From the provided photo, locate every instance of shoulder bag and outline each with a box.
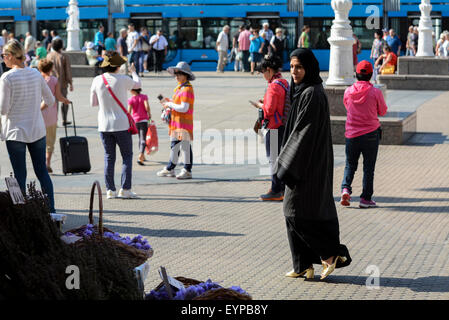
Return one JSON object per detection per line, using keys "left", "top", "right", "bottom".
{"left": 101, "top": 74, "right": 138, "bottom": 135}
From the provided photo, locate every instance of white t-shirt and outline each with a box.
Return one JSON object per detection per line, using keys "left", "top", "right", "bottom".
{"left": 442, "top": 40, "right": 449, "bottom": 57}
{"left": 0, "top": 67, "right": 55, "bottom": 142}
{"left": 216, "top": 31, "right": 229, "bottom": 52}
{"left": 90, "top": 72, "right": 141, "bottom": 132}
{"left": 150, "top": 35, "right": 168, "bottom": 51}
{"left": 126, "top": 31, "right": 141, "bottom": 52}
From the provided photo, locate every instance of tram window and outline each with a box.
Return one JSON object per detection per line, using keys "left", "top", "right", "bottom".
{"left": 304, "top": 18, "right": 332, "bottom": 49}
{"left": 203, "top": 19, "right": 229, "bottom": 49}
{"left": 280, "top": 18, "right": 298, "bottom": 51}
{"left": 166, "top": 18, "right": 178, "bottom": 50}
{"left": 351, "top": 18, "right": 377, "bottom": 50}
{"left": 179, "top": 19, "right": 203, "bottom": 49}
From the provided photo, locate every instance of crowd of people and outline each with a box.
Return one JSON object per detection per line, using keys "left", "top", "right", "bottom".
{"left": 83, "top": 24, "right": 169, "bottom": 77}
{"left": 216, "top": 22, "right": 287, "bottom": 74}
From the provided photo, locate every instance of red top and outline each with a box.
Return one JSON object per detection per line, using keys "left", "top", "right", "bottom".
{"left": 387, "top": 52, "right": 397, "bottom": 67}
{"left": 262, "top": 74, "right": 288, "bottom": 130}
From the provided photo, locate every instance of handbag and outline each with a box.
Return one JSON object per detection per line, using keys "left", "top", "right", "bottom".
{"left": 101, "top": 74, "right": 138, "bottom": 135}
{"left": 381, "top": 64, "right": 395, "bottom": 75}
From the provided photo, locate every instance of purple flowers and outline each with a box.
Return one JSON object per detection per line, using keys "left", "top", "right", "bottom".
{"left": 65, "top": 227, "right": 152, "bottom": 252}
{"left": 145, "top": 279, "right": 249, "bottom": 300}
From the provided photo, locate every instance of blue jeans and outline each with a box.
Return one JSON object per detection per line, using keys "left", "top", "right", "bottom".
{"left": 128, "top": 51, "right": 141, "bottom": 72}
{"left": 100, "top": 130, "right": 133, "bottom": 191}
{"left": 6, "top": 137, "right": 55, "bottom": 213}
{"left": 341, "top": 128, "right": 380, "bottom": 201}
{"left": 167, "top": 140, "right": 193, "bottom": 172}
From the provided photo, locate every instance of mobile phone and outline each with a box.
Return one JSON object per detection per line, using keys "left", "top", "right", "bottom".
{"left": 157, "top": 94, "right": 164, "bottom": 101}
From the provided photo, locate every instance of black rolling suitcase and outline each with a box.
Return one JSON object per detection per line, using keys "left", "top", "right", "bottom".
{"left": 59, "top": 102, "right": 91, "bottom": 175}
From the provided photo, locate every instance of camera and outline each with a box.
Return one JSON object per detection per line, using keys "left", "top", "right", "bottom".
{"left": 157, "top": 94, "right": 164, "bottom": 101}
{"left": 258, "top": 109, "right": 269, "bottom": 129}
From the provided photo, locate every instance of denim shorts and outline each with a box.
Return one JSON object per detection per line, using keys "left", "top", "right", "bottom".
{"left": 250, "top": 52, "right": 262, "bottom": 63}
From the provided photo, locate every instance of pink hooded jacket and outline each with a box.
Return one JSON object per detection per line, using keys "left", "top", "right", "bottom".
{"left": 343, "top": 81, "right": 388, "bottom": 139}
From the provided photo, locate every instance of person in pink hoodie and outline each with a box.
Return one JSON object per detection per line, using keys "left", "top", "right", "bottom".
{"left": 340, "top": 60, "right": 388, "bottom": 208}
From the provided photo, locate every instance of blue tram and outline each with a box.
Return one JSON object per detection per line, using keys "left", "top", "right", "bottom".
{"left": 2, "top": 0, "right": 449, "bottom": 70}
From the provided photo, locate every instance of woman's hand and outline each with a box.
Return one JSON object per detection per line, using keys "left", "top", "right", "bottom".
{"left": 40, "top": 101, "right": 48, "bottom": 110}
{"left": 63, "top": 98, "right": 71, "bottom": 105}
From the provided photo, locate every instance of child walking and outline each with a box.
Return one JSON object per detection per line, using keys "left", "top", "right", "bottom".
{"left": 128, "top": 88, "right": 151, "bottom": 166}
{"left": 157, "top": 61, "right": 195, "bottom": 180}
{"left": 38, "top": 59, "right": 71, "bottom": 173}
{"left": 340, "top": 60, "right": 388, "bottom": 208}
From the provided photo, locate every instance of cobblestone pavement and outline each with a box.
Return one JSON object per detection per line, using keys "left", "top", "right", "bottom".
{"left": 1, "top": 74, "right": 448, "bottom": 299}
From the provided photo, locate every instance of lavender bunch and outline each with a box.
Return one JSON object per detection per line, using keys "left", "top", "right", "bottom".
{"left": 64, "top": 228, "right": 152, "bottom": 252}
{"left": 146, "top": 279, "right": 248, "bottom": 300}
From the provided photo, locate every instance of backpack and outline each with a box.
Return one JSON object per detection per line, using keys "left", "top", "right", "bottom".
{"left": 272, "top": 79, "right": 291, "bottom": 126}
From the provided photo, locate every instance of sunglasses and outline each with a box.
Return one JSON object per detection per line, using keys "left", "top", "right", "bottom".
{"left": 1, "top": 53, "right": 10, "bottom": 59}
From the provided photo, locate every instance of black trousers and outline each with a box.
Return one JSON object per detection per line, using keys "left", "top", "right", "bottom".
{"left": 285, "top": 216, "right": 350, "bottom": 274}
{"left": 136, "top": 121, "right": 148, "bottom": 154}
{"left": 153, "top": 49, "right": 165, "bottom": 73}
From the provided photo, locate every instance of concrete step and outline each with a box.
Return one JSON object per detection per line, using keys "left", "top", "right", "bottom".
{"left": 71, "top": 65, "right": 96, "bottom": 78}
{"left": 331, "top": 111, "right": 417, "bottom": 145}
{"left": 377, "top": 74, "right": 449, "bottom": 90}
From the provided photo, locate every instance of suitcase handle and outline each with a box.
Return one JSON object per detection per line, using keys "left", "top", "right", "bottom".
{"left": 64, "top": 102, "right": 77, "bottom": 137}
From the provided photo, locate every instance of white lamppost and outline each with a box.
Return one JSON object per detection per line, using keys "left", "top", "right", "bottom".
{"left": 326, "top": 0, "right": 355, "bottom": 86}
{"left": 66, "top": 0, "right": 80, "bottom": 51}
{"left": 416, "top": 0, "right": 434, "bottom": 57}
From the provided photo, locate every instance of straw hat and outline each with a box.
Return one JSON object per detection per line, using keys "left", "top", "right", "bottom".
{"left": 100, "top": 52, "right": 127, "bottom": 68}
{"left": 167, "top": 61, "right": 196, "bottom": 81}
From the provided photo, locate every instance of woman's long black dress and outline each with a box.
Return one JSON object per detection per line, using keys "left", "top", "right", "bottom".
{"left": 276, "top": 48, "right": 351, "bottom": 274}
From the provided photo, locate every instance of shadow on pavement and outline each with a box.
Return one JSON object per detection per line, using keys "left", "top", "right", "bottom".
{"left": 322, "top": 275, "right": 449, "bottom": 293}
{"left": 334, "top": 196, "right": 449, "bottom": 203}
{"left": 58, "top": 209, "right": 197, "bottom": 218}
{"left": 416, "top": 187, "right": 449, "bottom": 193}
{"left": 406, "top": 132, "right": 449, "bottom": 146}
{"left": 95, "top": 225, "right": 245, "bottom": 238}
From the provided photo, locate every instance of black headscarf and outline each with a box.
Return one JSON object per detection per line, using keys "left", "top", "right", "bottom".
{"left": 289, "top": 48, "right": 323, "bottom": 101}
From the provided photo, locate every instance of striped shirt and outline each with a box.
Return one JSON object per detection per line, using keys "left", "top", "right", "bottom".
{"left": 169, "top": 82, "right": 194, "bottom": 141}
{"left": 0, "top": 67, "right": 55, "bottom": 142}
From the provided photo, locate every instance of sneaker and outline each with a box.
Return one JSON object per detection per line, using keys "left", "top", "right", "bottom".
{"left": 157, "top": 167, "right": 176, "bottom": 177}
{"left": 359, "top": 198, "right": 377, "bottom": 208}
{"left": 260, "top": 189, "right": 284, "bottom": 201}
{"left": 118, "top": 189, "right": 139, "bottom": 199}
{"left": 176, "top": 168, "right": 192, "bottom": 180}
{"left": 106, "top": 190, "right": 117, "bottom": 199}
{"left": 340, "top": 188, "right": 351, "bottom": 206}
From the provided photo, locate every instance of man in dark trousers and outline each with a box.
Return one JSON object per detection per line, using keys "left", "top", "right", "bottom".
{"left": 150, "top": 29, "right": 168, "bottom": 74}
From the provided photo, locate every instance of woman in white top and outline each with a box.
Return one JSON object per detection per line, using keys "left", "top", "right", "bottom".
{"left": 0, "top": 40, "right": 56, "bottom": 212}
{"left": 90, "top": 51, "right": 141, "bottom": 199}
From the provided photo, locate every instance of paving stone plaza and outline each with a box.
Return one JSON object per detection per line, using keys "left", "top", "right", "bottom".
{"left": 1, "top": 72, "right": 448, "bottom": 300}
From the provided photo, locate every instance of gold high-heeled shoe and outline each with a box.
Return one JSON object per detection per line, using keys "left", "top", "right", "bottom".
{"left": 285, "top": 267, "right": 314, "bottom": 279}
{"left": 320, "top": 256, "right": 340, "bottom": 280}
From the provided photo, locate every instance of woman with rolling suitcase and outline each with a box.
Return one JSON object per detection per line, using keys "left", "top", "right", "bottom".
{"left": 0, "top": 39, "right": 57, "bottom": 213}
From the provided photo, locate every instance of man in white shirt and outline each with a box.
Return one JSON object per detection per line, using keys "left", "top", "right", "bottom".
{"left": 259, "top": 23, "right": 273, "bottom": 43}
{"left": 216, "top": 25, "right": 230, "bottom": 73}
{"left": 126, "top": 23, "right": 141, "bottom": 72}
{"left": 24, "top": 32, "right": 36, "bottom": 57}
{"left": 150, "top": 29, "right": 168, "bottom": 74}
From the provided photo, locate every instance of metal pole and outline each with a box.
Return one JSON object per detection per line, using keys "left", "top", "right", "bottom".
{"left": 383, "top": 0, "right": 389, "bottom": 30}
{"left": 107, "top": 0, "right": 114, "bottom": 35}
{"left": 31, "top": 14, "right": 37, "bottom": 38}
{"left": 298, "top": 11, "right": 304, "bottom": 46}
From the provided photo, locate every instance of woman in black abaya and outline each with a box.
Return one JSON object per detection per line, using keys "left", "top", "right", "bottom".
{"left": 276, "top": 48, "right": 351, "bottom": 280}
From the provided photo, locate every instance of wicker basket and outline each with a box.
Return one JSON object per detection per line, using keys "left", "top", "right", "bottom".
{"left": 152, "top": 276, "right": 252, "bottom": 300}
{"left": 193, "top": 288, "right": 252, "bottom": 300}
{"left": 66, "top": 181, "right": 153, "bottom": 269}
